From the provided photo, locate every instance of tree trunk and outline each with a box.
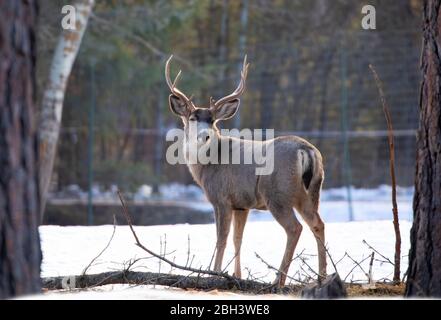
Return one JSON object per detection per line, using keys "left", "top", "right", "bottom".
{"left": 39, "top": 0, "right": 94, "bottom": 219}
{"left": 405, "top": 0, "right": 441, "bottom": 297}
{"left": 0, "top": 0, "right": 41, "bottom": 299}
{"left": 233, "top": 0, "right": 248, "bottom": 128}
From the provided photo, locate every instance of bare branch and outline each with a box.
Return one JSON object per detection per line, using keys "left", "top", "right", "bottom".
{"left": 254, "top": 252, "right": 306, "bottom": 285}
{"left": 362, "top": 240, "right": 394, "bottom": 266}
{"left": 368, "top": 252, "right": 375, "bottom": 285}
{"left": 117, "top": 190, "right": 235, "bottom": 280}
{"left": 343, "top": 253, "right": 371, "bottom": 282}
{"left": 369, "top": 64, "right": 401, "bottom": 283}
{"left": 82, "top": 215, "right": 117, "bottom": 276}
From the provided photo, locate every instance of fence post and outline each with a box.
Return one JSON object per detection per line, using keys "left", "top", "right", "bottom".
{"left": 340, "top": 37, "right": 354, "bottom": 221}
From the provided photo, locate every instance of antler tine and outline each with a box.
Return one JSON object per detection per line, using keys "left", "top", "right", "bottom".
{"left": 165, "top": 55, "right": 192, "bottom": 105}
{"left": 172, "top": 70, "right": 182, "bottom": 88}
{"left": 214, "top": 55, "right": 249, "bottom": 107}
{"left": 165, "top": 55, "right": 175, "bottom": 90}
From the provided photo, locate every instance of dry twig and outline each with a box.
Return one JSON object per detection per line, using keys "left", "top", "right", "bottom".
{"left": 117, "top": 190, "right": 235, "bottom": 280}
{"left": 369, "top": 64, "right": 401, "bottom": 283}
{"left": 362, "top": 240, "right": 394, "bottom": 266}
{"left": 82, "top": 215, "right": 117, "bottom": 276}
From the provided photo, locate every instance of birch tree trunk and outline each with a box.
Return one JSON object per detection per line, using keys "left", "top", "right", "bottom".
{"left": 39, "top": 0, "right": 94, "bottom": 219}
{"left": 0, "top": 0, "right": 41, "bottom": 298}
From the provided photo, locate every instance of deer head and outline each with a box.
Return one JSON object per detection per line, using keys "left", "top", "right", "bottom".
{"left": 166, "top": 55, "right": 249, "bottom": 146}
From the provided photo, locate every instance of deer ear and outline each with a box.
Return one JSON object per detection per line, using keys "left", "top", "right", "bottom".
{"left": 169, "top": 94, "right": 189, "bottom": 117}
{"left": 213, "top": 99, "right": 240, "bottom": 121}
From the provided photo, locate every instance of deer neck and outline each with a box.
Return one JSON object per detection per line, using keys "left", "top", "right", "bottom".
{"left": 182, "top": 132, "right": 225, "bottom": 186}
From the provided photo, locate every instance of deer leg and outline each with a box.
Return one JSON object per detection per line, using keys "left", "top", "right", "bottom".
{"left": 270, "top": 206, "right": 303, "bottom": 286}
{"left": 300, "top": 210, "right": 327, "bottom": 277}
{"left": 232, "top": 209, "right": 249, "bottom": 278}
{"left": 298, "top": 175, "right": 327, "bottom": 277}
{"left": 213, "top": 206, "right": 233, "bottom": 272}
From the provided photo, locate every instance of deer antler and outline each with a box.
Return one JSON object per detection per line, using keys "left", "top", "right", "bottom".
{"left": 213, "top": 55, "right": 249, "bottom": 108}
{"left": 165, "top": 55, "right": 194, "bottom": 108}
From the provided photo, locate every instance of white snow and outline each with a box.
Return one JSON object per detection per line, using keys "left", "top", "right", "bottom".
{"left": 26, "top": 284, "right": 294, "bottom": 300}
{"left": 36, "top": 184, "right": 414, "bottom": 299}
{"left": 35, "top": 219, "right": 411, "bottom": 299}
{"left": 133, "top": 184, "right": 153, "bottom": 202}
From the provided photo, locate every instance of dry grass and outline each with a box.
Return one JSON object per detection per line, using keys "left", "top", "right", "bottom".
{"left": 346, "top": 282, "right": 405, "bottom": 297}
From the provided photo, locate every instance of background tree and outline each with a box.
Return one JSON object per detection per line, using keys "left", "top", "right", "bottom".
{"left": 36, "top": 0, "right": 422, "bottom": 210}
{"left": 405, "top": 0, "right": 441, "bottom": 297}
{"left": 39, "top": 0, "right": 94, "bottom": 218}
{"left": 0, "top": 0, "right": 41, "bottom": 298}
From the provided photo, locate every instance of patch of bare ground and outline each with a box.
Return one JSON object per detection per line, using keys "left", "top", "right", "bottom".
{"left": 346, "top": 282, "right": 405, "bottom": 297}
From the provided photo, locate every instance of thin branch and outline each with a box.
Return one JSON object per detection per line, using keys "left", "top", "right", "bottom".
{"left": 185, "top": 235, "right": 191, "bottom": 268}
{"left": 369, "top": 64, "right": 401, "bottom": 283}
{"left": 82, "top": 215, "right": 117, "bottom": 276}
{"left": 368, "top": 252, "right": 375, "bottom": 284}
{"left": 362, "top": 240, "right": 394, "bottom": 266}
{"left": 316, "top": 238, "right": 338, "bottom": 273}
{"left": 254, "top": 252, "right": 305, "bottom": 285}
{"left": 206, "top": 246, "right": 216, "bottom": 271}
{"left": 343, "top": 253, "right": 371, "bottom": 282}
{"left": 117, "top": 190, "right": 235, "bottom": 280}
{"left": 222, "top": 252, "right": 239, "bottom": 274}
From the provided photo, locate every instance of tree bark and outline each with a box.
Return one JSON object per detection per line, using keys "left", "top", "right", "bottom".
{"left": 405, "top": 0, "right": 441, "bottom": 297}
{"left": 0, "top": 0, "right": 41, "bottom": 299}
{"left": 39, "top": 0, "right": 94, "bottom": 219}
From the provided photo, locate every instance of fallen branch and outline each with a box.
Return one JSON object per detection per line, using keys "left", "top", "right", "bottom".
{"left": 117, "top": 190, "right": 235, "bottom": 280}
{"left": 41, "top": 271, "right": 301, "bottom": 294}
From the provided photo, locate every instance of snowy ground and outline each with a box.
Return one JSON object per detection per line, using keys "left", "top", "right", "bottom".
{"left": 33, "top": 184, "right": 414, "bottom": 299}
{"left": 33, "top": 219, "right": 411, "bottom": 299}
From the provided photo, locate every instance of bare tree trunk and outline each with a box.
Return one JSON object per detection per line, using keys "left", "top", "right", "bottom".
{"left": 405, "top": 0, "right": 441, "bottom": 297}
{"left": 234, "top": 0, "right": 248, "bottom": 128}
{"left": 216, "top": 0, "right": 230, "bottom": 97}
{"left": 0, "top": 0, "right": 41, "bottom": 299}
{"left": 39, "top": 0, "right": 94, "bottom": 219}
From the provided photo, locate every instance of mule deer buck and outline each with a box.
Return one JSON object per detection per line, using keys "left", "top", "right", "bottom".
{"left": 165, "top": 55, "right": 326, "bottom": 286}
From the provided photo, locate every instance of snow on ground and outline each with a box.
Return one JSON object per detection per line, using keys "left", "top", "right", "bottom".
{"left": 27, "top": 284, "right": 294, "bottom": 300}
{"left": 36, "top": 219, "right": 411, "bottom": 299}
{"left": 39, "top": 184, "right": 413, "bottom": 299}
{"left": 51, "top": 184, "right": 414, "bottom": 223}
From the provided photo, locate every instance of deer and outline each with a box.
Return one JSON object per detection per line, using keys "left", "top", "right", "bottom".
{"left": 165, "top": 55, "right": 326, "bottom": 286}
